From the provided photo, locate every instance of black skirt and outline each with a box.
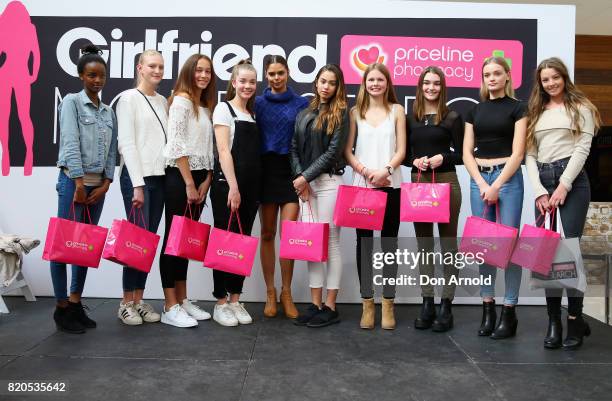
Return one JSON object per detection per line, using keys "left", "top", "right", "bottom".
{"left": 260, "top": 153, "right": 298, "bottom": 205}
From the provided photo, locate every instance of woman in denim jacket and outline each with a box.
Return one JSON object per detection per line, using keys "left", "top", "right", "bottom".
{"left": 51, "top": 44, "right": 118, "bottom": 334}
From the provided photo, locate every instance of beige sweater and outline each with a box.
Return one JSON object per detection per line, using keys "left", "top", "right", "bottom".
{"left": 526, "top": 105, "right": 595, "bottom": 198}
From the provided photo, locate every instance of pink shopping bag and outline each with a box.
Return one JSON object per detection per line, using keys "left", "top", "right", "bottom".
{"left": 164, "top": 204, "right": 211, "bottom": 262}
{"left": 42, "top": 204, "right": 108, "bottom": 268}
{"left": 203, "top": 211, "right": 258, "bottom": 276}
{"left": 102, "top": 208, "right": 160, "bottom": 273}
{"left": 333, "top": 184, "right": 387, "bottom": 230}
{"left": 400, "top": 169, "right": 451, "bottom": 223}
{"left": 510, "top": 210, "right": 561, "bottom": 275}
{"left": 459, "top": 204, "right": 518, "bottom": 269}
{"left": 279, "top": 201, "right": 329, "bottom": 262}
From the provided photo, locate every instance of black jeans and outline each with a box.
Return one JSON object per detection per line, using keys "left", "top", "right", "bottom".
{"left": 159, "top": 167, "right": 207, "bottom": 289}
{"left": 537, "top": 157, "right": 590, "bottom": 317}
{"left": 356, "top": 187, "right": 401, "bottom": 299}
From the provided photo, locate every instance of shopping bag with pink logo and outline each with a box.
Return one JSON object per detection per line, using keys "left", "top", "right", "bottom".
{"left": 280, "top": 200, "right": 329, "bottom": 262}
{"left": 459, "top": 204, "right": 518, "bottom": 269}
{"left": 164, "top": 204, "right": 211, "bottom": 262}
{"left": 203, "top": 211, "right": 258, "bottom": 276}
{"left": 102, "top": 208, "right": 160, "bottom": 273}
{"left": 400, "top": 168, "right": 450, "bottom": 223}
{"left": 510, "top": 209, "right": 561, "bottom": 275}
{"left": 333, "top": 182, "right": 387, "bottom": 230}
{"left": 42, "top": 204, "right": 108, "bottom": 268}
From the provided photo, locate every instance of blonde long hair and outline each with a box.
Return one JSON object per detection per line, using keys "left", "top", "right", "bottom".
{"left": 309, "top": 64, "right": 348, "bottom": 135}
{"left": 480, "top": 56, "right": 515, "bottom": 101}
{"left": 413, "top": 66, "right": 449, "bottom": 125}
{"left": 354, "top": 63, "right": 398, "bottom": 119}
{"left": 526, "top": 57, "right": 601, "bottom": 150}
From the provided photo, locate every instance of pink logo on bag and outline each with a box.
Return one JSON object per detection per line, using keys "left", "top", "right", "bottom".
{"left": 340, "top": 34, "right": 523, "bottom": 88}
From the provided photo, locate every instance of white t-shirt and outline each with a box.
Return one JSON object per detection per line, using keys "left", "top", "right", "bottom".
{"left": 212, "top": 101, "right": 255, "bottom": 150}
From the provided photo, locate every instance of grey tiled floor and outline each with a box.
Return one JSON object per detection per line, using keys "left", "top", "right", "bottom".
{"left": 1, "top": 297, "right": 612, "bottom": 401}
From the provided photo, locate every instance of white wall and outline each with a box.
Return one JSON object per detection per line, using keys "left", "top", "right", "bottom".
{"left": 0, "top": 0, "right": 575, "bottom": 303}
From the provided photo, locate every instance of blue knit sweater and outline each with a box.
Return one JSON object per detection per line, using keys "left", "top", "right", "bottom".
{"left": 255, "top": 87, "right": 309, "bottom": 154}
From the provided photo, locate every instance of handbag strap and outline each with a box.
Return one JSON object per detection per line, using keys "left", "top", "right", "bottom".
{"left": 536, "top": 208, "right": 556, "bottom": 229}
{"left": 227, "top": 210, "right": 245, "bottom": 236}
{"left": 69, "top": 203, "right": 93, "bottom": 224}
{"left": 300, "top": 200, "right": 316, "bottom": 223}
{"left": 136, "top": 89, "right": 167, "bottom": 143}
{"left": 415, "top": 165, "right": 436, "bottom": 184}
{"left": 182, "top": 203, "right": 204, "bottom": 222}
{"left": 481, "top": 202, "right": 501, "bottom": 223}
{"left": 127, "top": 206, "right": 147, "bottom": 229}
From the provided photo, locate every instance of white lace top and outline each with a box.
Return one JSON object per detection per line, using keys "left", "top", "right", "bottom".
{"left": 164, "top": 96, "right": 214, "bottom": 170}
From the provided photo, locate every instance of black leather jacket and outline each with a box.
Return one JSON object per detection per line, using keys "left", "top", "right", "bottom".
{"left": 290, "top": 106, "right": 349, "bottom": 182}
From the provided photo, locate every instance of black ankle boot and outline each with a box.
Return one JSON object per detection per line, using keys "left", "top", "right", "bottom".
{"left": 414, "top": 297, "right": 436, "bottom": 329}
{"left": 562, "top": 315, "right": 591, "bottom": 350}
{"left": 491, "top": 305, "right": 518, "bottom": 339}
{"left": 68, "top": 302, "right": 97, "bottom": 329}
{"left": 478, "top": 300, "right": 496, "bottom": 336}
{"left": 432, "top": 298, "right": 453, "bottom": 332}
{"left": 543, "top": 314, "right": 562, "bottom": 349}
{"left": 54, "top": 306, "right": 85, "bottom": 334}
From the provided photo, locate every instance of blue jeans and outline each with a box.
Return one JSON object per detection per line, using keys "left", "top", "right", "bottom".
{"left": 470, "top": 167, "right": 524, "bottom": 305}
{"left": 50, "top": 171, "right": 106, "bottom": 301}
{"left": 119, "top": 167, "right": 165, "bottom": 292}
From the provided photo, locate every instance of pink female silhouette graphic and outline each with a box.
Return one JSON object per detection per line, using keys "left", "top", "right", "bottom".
{"left": 0, "top": 1, "right": 40, "bottom": 176}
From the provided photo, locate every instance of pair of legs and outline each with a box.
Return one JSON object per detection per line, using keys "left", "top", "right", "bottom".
{"left": 470, "top": 168, "right": 524, "bottom": 306}
{"left": 356, "top": 187, "right": 400, "bottom": 299}
{"left": 304, "top": 174, "right": 343, "bottom": 309}
{"left": 210, "top": 175, "right": 259, "bottom": 305}
{"left": 0, "top": 82, "right": 34, "bottom": 176}
{"left": 49, "top": 171, "right": 105, "bottom": 305}
{"left": 159, "top": 167, "right": 206, "bottom": 310}
{"left": 259, "top": 202, "right": 299, "bottom": 292}
{"left": 413, "top": 171, "right": 462, "bottom": 300}
{"left": 119, "top": 167, "right": 164, "bottom": 304}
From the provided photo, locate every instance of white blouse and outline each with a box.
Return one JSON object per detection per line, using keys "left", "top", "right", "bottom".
{"left": 164, "top": 96, "right": 214, "bottom": 170}
{"left": 352, "top": 104, "right": 403, "bottom": 188}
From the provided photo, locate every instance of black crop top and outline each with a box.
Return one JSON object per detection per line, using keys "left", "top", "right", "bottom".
{"left": 405, "top": 111, "right": 464, "bottom": 172}
{"left": 465, "top": 96, "right": 526, "bottom": 159}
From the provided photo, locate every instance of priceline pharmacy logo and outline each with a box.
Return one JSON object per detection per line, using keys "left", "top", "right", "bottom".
{"left": 65, "top": 241, "right": 94, "bottom": 252}
{"left": 340, "top": 35, "right": 523, "bottom": 88}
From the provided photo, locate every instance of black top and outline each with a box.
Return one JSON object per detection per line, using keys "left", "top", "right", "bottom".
{"left": 405, "top": 111, "right": 464, "bottom": 172}
{"left": 465, "top": 96, "right": 527, "bottom": 159}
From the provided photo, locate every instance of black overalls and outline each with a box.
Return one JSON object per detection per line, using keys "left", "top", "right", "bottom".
{"left": 210, "top": 101, "right": 262, "bottom": 299}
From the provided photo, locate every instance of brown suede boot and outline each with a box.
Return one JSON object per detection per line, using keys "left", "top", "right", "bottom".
{"left": 360, "top": 298, "right": 375, "bottom": 329}
{"left": 264, "top": 288, "right": 277, "bottom": 318}
{"left": 381, "top": 298, "right": 396, "bottom": 330}
{"left": 280, "top": 288, "right": 298, "bottom": 319}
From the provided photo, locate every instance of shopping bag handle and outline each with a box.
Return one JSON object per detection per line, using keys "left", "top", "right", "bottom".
{"left": 127, "top": 206, "right": 147, "bottom": 230}
{"left": 69, "top": 203, "right": 93, "bottom": 224}
{"left": 300, "top": 199, "right": 316, "bottom": 223}
{"left": 227, "top": 210, "right": 245, "bottom": 236}
{"left": 355, "top": 168, "right": 370, "bottom": 188}
{"left": 183, "top": 203, "right": 204, "bottom": 222}
{"left": 535, "top": 208, "right": 556, "bottom": 229}
{"left": 481, "top": 202, "right": 501, "bottom": 223}
{"left": 415, "top": 165, "right": 436, "bottom": 184}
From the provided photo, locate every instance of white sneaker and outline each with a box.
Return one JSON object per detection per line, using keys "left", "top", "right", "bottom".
{"left": 161, "top": 304, "right": 198, "bottom": 328}
{"left": 229, "top": 302, "right": 253, "bottom": 325}
{"left": 213, "top": 303, "right": 238, "bottom": 327}
{"left": 118, "top": 301, "right": 143, "bottom": 326}
{"left": 135, "top": 301, "right": 161, "bottom": 323}
{"left": 181, "top": 299, "right": 211, "bottom": 321}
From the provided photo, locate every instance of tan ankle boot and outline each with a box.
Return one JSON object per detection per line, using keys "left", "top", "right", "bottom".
{"left": 360, "top": 298, "right": 375, "bottom": 329}
{"left": 382, "top": 298, "right": 396, "bottom": 330}
{"left": 280, "top": 288, "right": 298, "bottom": 319}
{"left": 264, "top": 288, "right": 277, "bottom": 317}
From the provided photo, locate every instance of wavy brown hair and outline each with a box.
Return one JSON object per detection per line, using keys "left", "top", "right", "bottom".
{"left": 413, "top": 66, "right": 449, "bottom": 125}
{"left": 169, "top": 54, "right": 216, "bottom": 118}
{"left": 480, "top": 56, "right": 515, "bottom": 101}
{"left": 354, "top": 63, "right": 398, "bottom": 119}
{"left": 527, "top": 57, "right": 602, "bottom": 150}
{"left": 226, "top": 59, "right": 257, "bottom": 114}
{"left": 309, "top": 64, "right": 347, "bottom": 135}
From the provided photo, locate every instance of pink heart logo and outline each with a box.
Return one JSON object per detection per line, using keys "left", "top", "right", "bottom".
{"left": 357, "top": 46, "right": 380, "bottom": 65}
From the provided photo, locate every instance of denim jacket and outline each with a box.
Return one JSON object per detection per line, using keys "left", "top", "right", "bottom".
{"left": 57, "top": 90, "right": 118, "bottom": 180}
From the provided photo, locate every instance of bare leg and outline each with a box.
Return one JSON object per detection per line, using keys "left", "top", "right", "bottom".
{"left": 259, "top": 203, "right": 279, "bottom": 290}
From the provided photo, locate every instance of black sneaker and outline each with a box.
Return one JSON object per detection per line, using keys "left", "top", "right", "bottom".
{"left": 294, "top": 304, "right": 321, "bottom": 326}
{"left": 54, "top": 306, "right": 85, "bottom": 334}
{"left": 307, "top": 305, "right": 340, "bottom": 328}
{"left": 69, "top": 302, "right": 97, "bottom": 329}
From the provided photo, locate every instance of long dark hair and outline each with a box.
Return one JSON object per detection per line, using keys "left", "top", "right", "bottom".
{"left": 309, "top": 64, "right": 347, "bottom": 135}
{"left": 413, "top": 66, "right": 449, "bottom": 125}
{"left": 169, "top": 54, "right": 217, "bottom": 118}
